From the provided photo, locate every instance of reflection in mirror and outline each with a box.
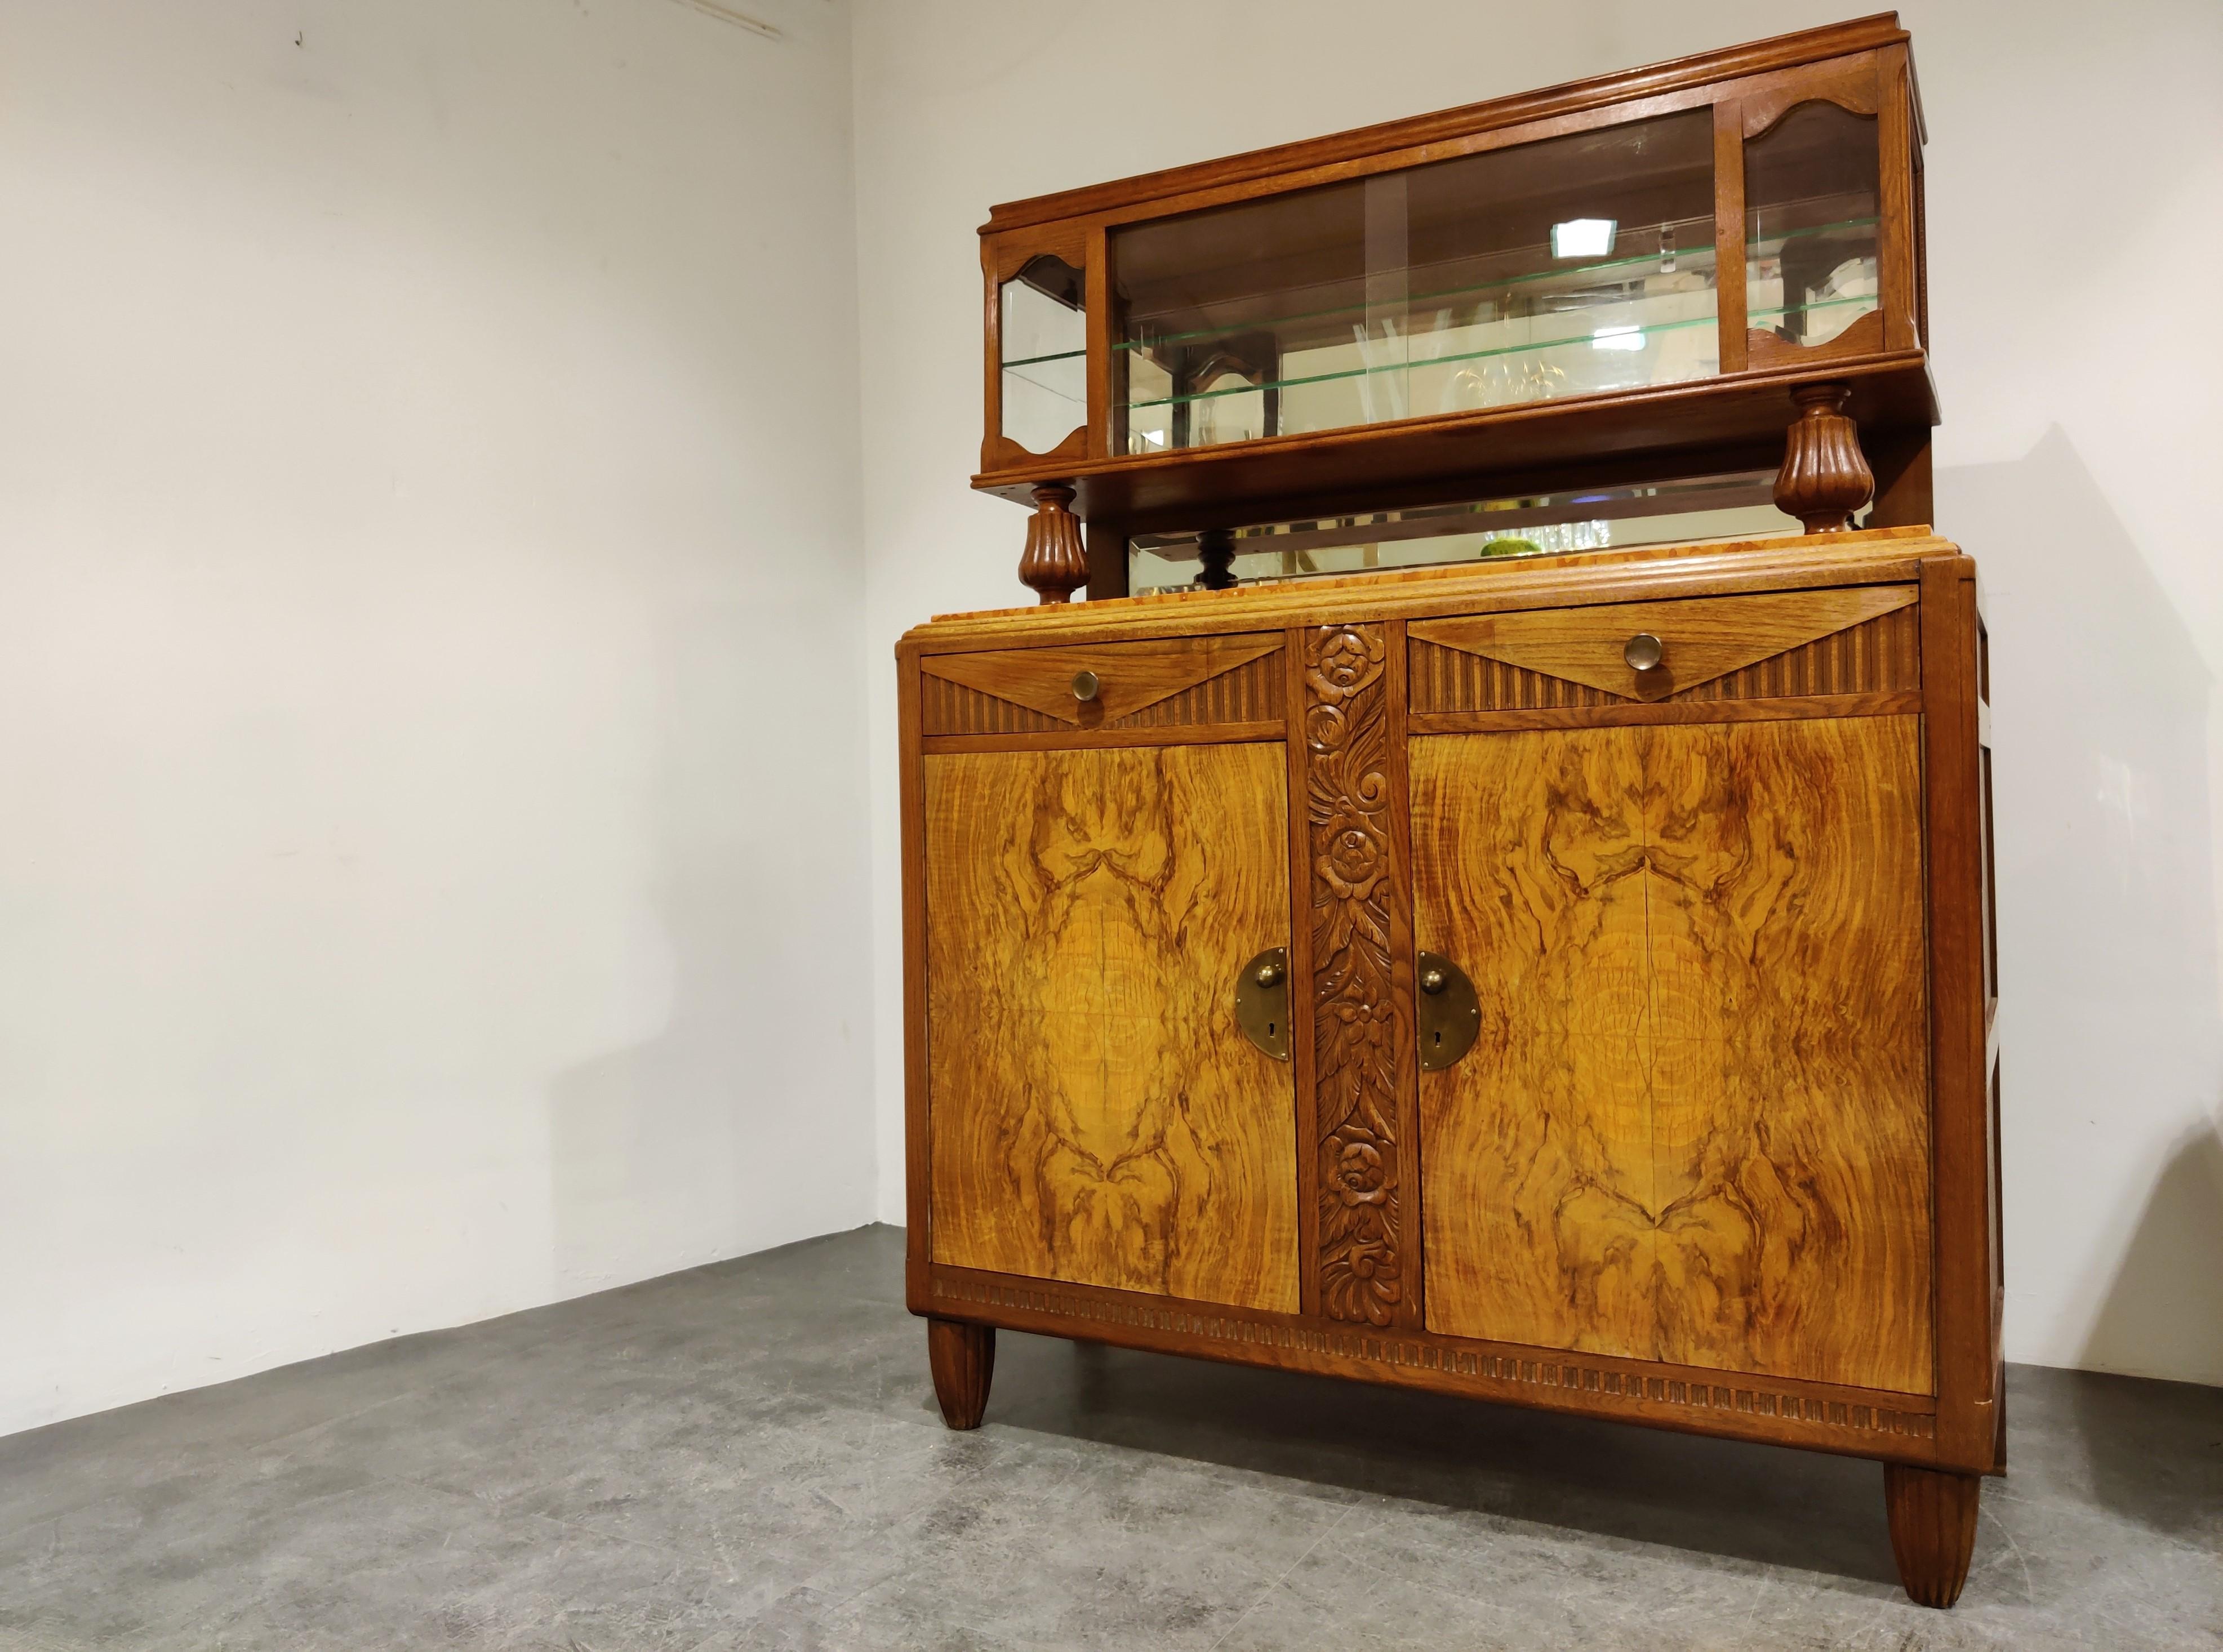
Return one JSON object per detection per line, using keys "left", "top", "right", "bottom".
{"left": 999, "top": 255, "right": 1086, "bottom": 454}
{"left": 1128, "top": 473, "right": 1798, "bottom": 593}
{"left": 1745, "top": 101, "right": 1880, "bottom": 348}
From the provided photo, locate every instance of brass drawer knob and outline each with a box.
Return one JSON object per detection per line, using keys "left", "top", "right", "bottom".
{"left": 1070, "top": 670, "right": 1100, "bottom": 702}
{"left": 1624, "top": 633, "right": 1664, "bottom": 672}
{"left": 1420, "top": 966, "right": 1447, "bottom": 994}
{"left": 1254, "top": 959, "right": 1284, "bottom": 988}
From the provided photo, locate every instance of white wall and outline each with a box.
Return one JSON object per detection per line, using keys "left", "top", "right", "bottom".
{"left": 853, "top": 1, "right": 2223, "bottom": 1386}
{"left": 0, "top": 0, "right": 876, "bottom": 1436}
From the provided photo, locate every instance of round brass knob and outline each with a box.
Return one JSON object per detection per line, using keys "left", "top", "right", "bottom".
{"left": 1624, "top": 632, "right": 1664, "bottom": 673}
{"left": 1254, "top": 960, "right": 1284, "bottom": 988}
{"left": 1071, "top": 670, "right": 1100, "bottom": 702}
{"left": 1421, "top": 967, "right": 1447, "bottom": 995}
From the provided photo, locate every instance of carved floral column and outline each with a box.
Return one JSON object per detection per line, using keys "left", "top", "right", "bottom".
{"left": 1303, "top": 624, "right": 1404, "bottom": 1328}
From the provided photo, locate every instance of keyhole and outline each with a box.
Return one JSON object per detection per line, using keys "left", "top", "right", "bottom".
{"left": 1431, "top": 1030, "right": 1442, "bottom": 1048}
{"left": 1266, "top": 1020, "right": 1277, "bottom": 1039}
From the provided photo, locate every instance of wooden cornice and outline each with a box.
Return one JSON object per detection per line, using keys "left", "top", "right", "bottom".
{"left": 981, "top": 13, "right": 1908, "bottom": 234}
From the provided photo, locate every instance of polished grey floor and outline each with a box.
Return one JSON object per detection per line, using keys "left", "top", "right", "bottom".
{"left": 2, "top": 1226, "right": 2216, "bottom": 1651}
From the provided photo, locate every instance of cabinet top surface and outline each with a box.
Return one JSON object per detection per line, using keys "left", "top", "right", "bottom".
{"left": 982, "top": 12, "right": 1913, "bottom": 234}
{"left": 901, "top": 526, "right": 1962, "bottom": 653}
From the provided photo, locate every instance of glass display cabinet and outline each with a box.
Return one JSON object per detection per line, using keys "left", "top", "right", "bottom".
{"left": 974, "top": 13, "right": 1931, "bottom": 602}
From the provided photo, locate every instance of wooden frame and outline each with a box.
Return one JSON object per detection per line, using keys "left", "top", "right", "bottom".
{"left": 975, "top": 15, "right": 1934, "bottom": 596}
{"left": 898, "top": 526, "right": 2002, "bottom": 1608}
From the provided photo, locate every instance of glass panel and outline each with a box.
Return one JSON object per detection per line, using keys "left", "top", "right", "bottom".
{"left": 1112, "top": 111, "right": 1717, "bottom": 457}
{"left": 1127, "top": 473, "right": 1794, "bottom": 593}
{"left": 1745, "top": 101, "right": 1879, "bottom": 348}
{"left": 1000, "top": 255, "right": 1086, "bottom": 454}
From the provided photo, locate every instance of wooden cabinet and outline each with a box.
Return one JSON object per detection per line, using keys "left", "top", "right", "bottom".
{"left": 899, "top": 528, "right": 2002, "bottom": 1609}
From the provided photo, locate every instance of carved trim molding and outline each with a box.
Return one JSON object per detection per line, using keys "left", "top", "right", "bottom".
{"left": 932, "top": 1273, "right": 1936, "bottom": 1442}
{"left": 1303, "top": 624, "right": 1403, "bottom": 1327}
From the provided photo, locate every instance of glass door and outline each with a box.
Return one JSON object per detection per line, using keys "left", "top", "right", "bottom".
{"left": 1112, "top": 109, "right": 1718, "bottom": 456}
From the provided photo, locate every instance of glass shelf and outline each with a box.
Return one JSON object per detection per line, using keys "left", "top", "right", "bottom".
{"left": 1113, "top": 231, "right": 1719, "bottom": 359}
{"left": 1125, "top": 310, "right": 1720, "bottom": 413}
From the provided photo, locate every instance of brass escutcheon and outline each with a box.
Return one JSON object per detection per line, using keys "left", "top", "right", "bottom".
{"left": 1234, "top": 946, "right": 1290, "bottom": 1061}
{"left": 1416, "top": 950, "right": 1482, "bottom": 1071}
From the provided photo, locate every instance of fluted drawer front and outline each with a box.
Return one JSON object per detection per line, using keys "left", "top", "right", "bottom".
{"left": 1409, "top": 585, "right": 1918, "bottom": 711}
{"left": 921, "top": 633, "right": 1284, "bottom": 736}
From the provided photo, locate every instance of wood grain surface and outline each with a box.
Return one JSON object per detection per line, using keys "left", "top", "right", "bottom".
{"left": 1409, "top": 598, "right": 1920, "bottom": 716}
{"left": 1410, "top": 587, "right": 1914, "bottom": 702}
{"left": 1413, "top": 716, "right": 1933, "bottom": 1392}
{"left": 925, "top": 744, "right": 1298, "bottom": 1313}
{"left": 922, "top": 633, "right": 1284, "bottom": 727}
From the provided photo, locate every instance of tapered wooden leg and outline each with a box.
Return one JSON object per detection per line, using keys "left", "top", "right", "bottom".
{"left": 1883, "top": 1463, "right": 1980, "bottom": 1608}
{"left": 927, "top": 1317, "right": 995, "bottom": 1431}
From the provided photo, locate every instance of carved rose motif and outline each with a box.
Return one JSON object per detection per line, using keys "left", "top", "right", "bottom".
{"left": 1305, "top": 620, "right": 1402, "bottom": 1328}
{"left": 1335, "top": 1139, "right": 1387, "bottom": 1205}
{"left": 1304, "top": 702, "right": 1349, "bottom": 754}
{"left": 1317, "top": 814, "right": 1385, "bottom": 902}
{"left": 1305, "top": 626, "right": 1385, "bottom": 703}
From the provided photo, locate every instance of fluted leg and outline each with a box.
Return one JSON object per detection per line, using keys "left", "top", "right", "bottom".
{"left": 1883, "top": 1462, "right": 1980, "bottom": 1608}
{"left": 927, "top": 1318, "right": 995, "bottom": 1431}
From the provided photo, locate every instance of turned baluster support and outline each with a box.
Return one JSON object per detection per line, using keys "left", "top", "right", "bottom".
{"left": 1774, "top": 381, "right": 1875, "bottom": 533}
{"left": 1196, "top": 526, "right": 1238, "bottom": 591}
{"left": 1018, "top": 483, "right": 1088, "bottom": 604}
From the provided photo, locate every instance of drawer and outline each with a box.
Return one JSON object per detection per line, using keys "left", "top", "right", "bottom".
{"left": 920, "top": 632, "right": 1284, "bottom": 737}
{"left": 1409, "top": 585, "right": 1918, "bottom": 711}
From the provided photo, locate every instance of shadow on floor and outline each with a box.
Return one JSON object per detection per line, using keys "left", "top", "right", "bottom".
{"left": 975, "top": 1320, "right": 1905, "bottom": 1592}
{"left": 2073, "top": 1122, "right": 2223, "bottom": 1537}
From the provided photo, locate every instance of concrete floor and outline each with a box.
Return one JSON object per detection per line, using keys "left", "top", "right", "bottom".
{"left": 1, "top": 1227, "right": 2216, "bottom": 1651}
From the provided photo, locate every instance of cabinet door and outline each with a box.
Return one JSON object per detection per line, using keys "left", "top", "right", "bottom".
{"left": 1412, "top": 717, "right": 1933, "bottom": 1392}
{"left": 924, "top": 743, "right": 1297, "bottom": 1313}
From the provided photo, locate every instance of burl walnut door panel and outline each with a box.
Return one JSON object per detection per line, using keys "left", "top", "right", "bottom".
{"left": 1412, "top": 716, "right": 1933, "bottom": 1393}
{"left": 924, "top": 743, "right": 1298, "bottom": 1313}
